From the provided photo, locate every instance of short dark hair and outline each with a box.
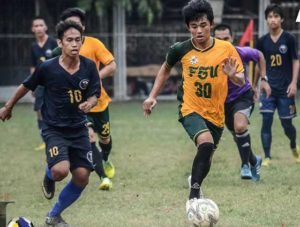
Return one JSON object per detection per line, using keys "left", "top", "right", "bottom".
{"left": 60, "top": 7, "right": 86, "bottom": 25}
{"left": 182, "top": 0, "right": 214, "bottom": 26}
{"left": 265, "top": 4, "right": 283, "bottom": 20}
{"left": 213, "top": 24, "right": 232, "bottom": 36}
{"left": 32, "top": 16, "right": 46, "bottom": 25}
{"left": 56, "top": 20, "right": 83, "bottom": 40}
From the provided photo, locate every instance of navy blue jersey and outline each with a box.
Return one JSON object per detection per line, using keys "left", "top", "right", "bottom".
{"left": 31, "top": 36, "right": 57, "bottom": 67}
{"left": 256, "top": 31, "right": 298, "bottom": 96}
{"left": 23, "top": 56, "right": 100, "bottom": 128}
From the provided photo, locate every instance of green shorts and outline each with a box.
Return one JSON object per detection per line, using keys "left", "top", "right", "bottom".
{"left": 179, "top": 112, "right": 223, "bottom": 147}
{"left": 87, "top": 107, "right": 110, "bottom": 139}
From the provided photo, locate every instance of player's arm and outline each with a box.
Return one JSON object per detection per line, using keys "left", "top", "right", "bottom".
{"left": 287, "top": 59, "right": 299, "bottom": 97}
{"left": 78, "top": 95, "right": 98, "bottom": 113}
{"left": 0, "top": 85, "right": 30, "bottom": 121}
{"left": 254, "top": 50, "right": 271, "bottom": 98}
{"left": 143, "top": 62, "right": 171, "bottom": 116}
{"left": 99, "top": 60, "right": 116, "bottom": 80}
{"left": 222, "top": 57, "right": 245, "bottom": 86}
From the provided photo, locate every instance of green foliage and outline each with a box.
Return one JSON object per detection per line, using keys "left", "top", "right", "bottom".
{"left": 1, "top": 102, "right": 300, "bottom": 226}
{"left": 77, "top": 0, "right": 162, "bottom": 25}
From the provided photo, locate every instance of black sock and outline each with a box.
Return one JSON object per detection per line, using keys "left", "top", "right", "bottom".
{"left": 99, "top": 137, "right": 112, "bottom": 161}
{"left": 91, "top": 142, "right": 106, "bottom": 178}
{"left": 189, "top": 142, "right": 214, "bottom": 199}
{"left": 235, "top": 130, "right": 252, "bottom": 167}
{"left": 281, "top": 119, "right": 297, "bottom": 149}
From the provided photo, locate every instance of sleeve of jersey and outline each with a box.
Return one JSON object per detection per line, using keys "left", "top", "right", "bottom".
{"left": 51, "top": 47, "right": 62, "bottom": 58}
{"left": 230, "top": 46, "right": 244, "bottom": 73}
{"left": 255, "top": 38, "right": 263, "bottom": 52}
{"left": 94, "top": 39, "right": 114, "bottom": 65}
{"left": 238, "top": 47, "right": 260, "bottom": 63}
{"left": 288, "top": 35, "right": 298, "bottom": 60}
{"left": 23, "top": 64, "right": 43, "bottom": 91}
{"left": 165, "top": 43, "right": 180, "bottom": 70}
{"left": 86, "top": 61, "right": 101, "bottom": 99}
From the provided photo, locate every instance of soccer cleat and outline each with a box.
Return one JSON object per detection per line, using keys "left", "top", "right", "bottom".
{"left": 42, "top": 174, "right": 55, "bottom": 200}
{"left": 35, "top": 143, "right": 46, "bottom": 151}
{"left": 262, "top": 157, "right": 271, "bottom": 167}
{"left": 187, "top": 175, "right": 204, "bottom": 199}
{"left": 103, "top": 160, "right": 115, "bottom": 179}
{"left": 291, "top": 146, "right": 300, "bottom": 163}
{"left": 45, "top": 214, "right": 69, "bottom": 227}
{"left": 99, "top": 177, "right": 112, "bottom": 190}
{"left": 251, "top": 156, "right": 262, "bottom": 182}
{"left": 240, "top": 164, "right": 252, "bottom": 180}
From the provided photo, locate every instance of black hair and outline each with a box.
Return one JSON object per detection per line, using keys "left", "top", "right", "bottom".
{"left": 32, "top": 16, "right": 46, "bottom": 24}
{"left": 182, "top": 0, "right": 214, "bottom": 26}
{"left": 60, "top": 7, "right": 86, "bottom": 25}
{"left": 56, "top": 20, "right": 83, "bottom": 40}
{"left": 265, "top": 4, "right": 283, "bottom": 20}
{"left": 213, "top": 23, "right": 232, "bottom": 36}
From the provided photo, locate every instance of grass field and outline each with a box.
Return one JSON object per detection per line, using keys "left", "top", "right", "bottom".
{"left": 1, "top": 101, "right": 300, "bottom": 227}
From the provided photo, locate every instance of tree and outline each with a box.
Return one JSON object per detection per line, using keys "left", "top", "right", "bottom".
{"left": 78, "top": 0, "right": 162, "bottom": 100}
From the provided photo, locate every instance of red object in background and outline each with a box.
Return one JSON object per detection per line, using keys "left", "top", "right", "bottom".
{"left": 239, "top": 19, "right": 254, "bottom": 47}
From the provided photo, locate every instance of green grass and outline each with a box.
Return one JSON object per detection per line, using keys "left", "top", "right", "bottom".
{"left": 1, "top": 101, "right": 300, "bottom": 226}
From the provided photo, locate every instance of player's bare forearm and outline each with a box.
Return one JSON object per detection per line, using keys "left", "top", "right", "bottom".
{"left": 79, "top": 95, "right": 98, "bottom": 113}
{"left": 257, "top": 51, "right": 267, "bottom": 81}
{"left": 229, "top": 72, "right": 245, "bottom": 86}
{"left": 149, "top": 62, "right": 171, "bottom": 99}
{"left": 99, "top": 61, "right": 117, "bottom": 80}
{"left": 0, "top": 84, "right": 29, "bottom": 121}
{"left": 291, "top": 60, "right": 299, "bottom": 85}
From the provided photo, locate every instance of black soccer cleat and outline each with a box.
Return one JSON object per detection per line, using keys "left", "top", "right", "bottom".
{"left": 42, "top": 174, "right": 55, "bottom": 200}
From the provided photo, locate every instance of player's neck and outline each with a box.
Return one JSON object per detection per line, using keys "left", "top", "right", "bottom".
{"left": 270, "top": 27, "right": 283, "bottom": 37}
{"left": 59, "top": 55, "right": 80, "bottom": 75}
{"left": 192, "top": 36, "right": 213, "bottom": 51}
{"left": 36, "top": 34, "right": 48, "bottom": 46}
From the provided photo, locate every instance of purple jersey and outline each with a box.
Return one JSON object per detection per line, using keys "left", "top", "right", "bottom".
{"left": 226, "top": 46, "right": 259, "bottom": 103}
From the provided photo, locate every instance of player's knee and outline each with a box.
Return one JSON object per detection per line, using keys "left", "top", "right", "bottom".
{"left": 51, "top": 167, "right": 69, "bottom": 181}
{"left": 234, "top": 121, "right": 247, "bottom": 133}
{"left": 99, "top": 135, "right": 111, "bottom": 144}
{"left": 88, "top": 128, "right": 96, "bottom": 143}
{"left": 197, "top": 142, "right": 215, "bottom": 162}
{"left": 72, "top": 169, "right": 90, "bottom": 187}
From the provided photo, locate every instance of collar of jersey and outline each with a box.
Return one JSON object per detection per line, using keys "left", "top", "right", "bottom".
{"left": 191, "top": 37, "right": 215, "bottom": 52}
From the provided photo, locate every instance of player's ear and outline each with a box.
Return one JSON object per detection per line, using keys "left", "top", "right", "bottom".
{"left": 57, "top": 39, "right": 62, "bottom": 48}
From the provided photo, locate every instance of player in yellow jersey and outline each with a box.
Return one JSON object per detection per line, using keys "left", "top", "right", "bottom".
{"left": 42, "top": 8, "right": 116, "bottom": 197}
{"left": 143, "top": 0, "right": 245, "bottom": 220}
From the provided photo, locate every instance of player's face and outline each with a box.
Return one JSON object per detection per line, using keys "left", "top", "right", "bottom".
{"left": 65, "top": 16, "right": 85, "bottom": 31}
{"left": 58, "top": 28, "right": 82, "bottom": 57}
{"left": 188, "top": 16, "right": 212, "bottom": 45}
{"left": 32, "top": 19, "right": 47, "bottom": 37}
{"left": 214, "top": 29, "right": 233, "bottom": 43}
{"left": 266, "top": 12, "right": 283, "bottom": 30}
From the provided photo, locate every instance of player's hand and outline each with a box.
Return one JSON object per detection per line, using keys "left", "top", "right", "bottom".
{"left": 287, "top": 83, "right": 297, "bottom": 98}
{"left": 78, "top": 101, "right": 93, "bottom": 113}
{"left": 260, "top": 80, "right": 271, "bottom": 98}
{"left": 222, "top": 57, "right": 237, "bottom": 78}
{"left": 0, "top": 106, "right": 12, "bottom": 121}
{"left": 143, "top": 97, "right": 157, "bottom": 116}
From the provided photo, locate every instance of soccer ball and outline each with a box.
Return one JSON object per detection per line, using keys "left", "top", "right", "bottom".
{"left": 186, "top": 198, "right": 219, "bottom": 227}
{"left": 7, "top": 217, "right": 34, "bottom": 227}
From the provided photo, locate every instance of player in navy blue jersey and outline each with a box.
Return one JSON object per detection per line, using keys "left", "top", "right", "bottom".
{"left": 256, "top": 4, "right": 300, "bottom": 166}
{"left": 31, "top": 17, "right": 57, "bottom": 151}
{"left": 0, "top": 21, "right": 100, "bottom": 226}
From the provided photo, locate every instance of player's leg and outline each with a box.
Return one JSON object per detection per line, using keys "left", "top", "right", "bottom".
{"left": 42, "top": 127, "right": 70, "bottom": 200}
{"left": 96, "top": 108, "right": 115, "bottom": 179}
{"left": 180, "top": 113, "right": 223, "bottom": 200}
{"left": 277, "top": 97, "right": 300, "bottom": 162}
{"left": 45, "top": 128, "right": 92, "bottom": 226}
{"left": 34, "top": 86, "right": 46, "bottom": 151}
{"left": 260, "top": 94, "right": 276, "bottom": 166}
{"left": 86, "top": 117, "right": 112, "bottom": 190}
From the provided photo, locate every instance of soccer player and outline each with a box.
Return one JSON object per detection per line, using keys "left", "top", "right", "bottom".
{"left": 143, "top": 0, "right": 245, "bottom": 216}
{"left": 213, "top": 24, "right": 271, "bottom": 181}
{"left": 0, "top": 21, "right": 100, "bottom": 226}
{"left": 31, "top": 17, "right": 57, "bottom": 151}
{"left": 256, "top": 4, "right": 300, "bottom": 166}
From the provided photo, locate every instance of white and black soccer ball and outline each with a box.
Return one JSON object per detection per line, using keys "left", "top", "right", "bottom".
{"left": 7, "top": 217, "right": 34, "bottom": 227}
{"left": 187, "top": 198, "right": 219, "bottom": 227}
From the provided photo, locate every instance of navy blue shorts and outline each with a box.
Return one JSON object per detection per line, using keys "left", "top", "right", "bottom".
{"left": 41, "top": 124, "right": 93, "bottom": 171}
{"left": 33, "top": 85, "right": 44, "bottom": 111}
{"left": 259, "top": 93, "right": 296, "bottom": 119}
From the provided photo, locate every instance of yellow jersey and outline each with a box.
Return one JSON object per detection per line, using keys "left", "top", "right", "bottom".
{"left": 166, "top": 38, "right": 244, "bottom": 127}
{"left": 80, "top": 36, "right": 114, "bottom": 112}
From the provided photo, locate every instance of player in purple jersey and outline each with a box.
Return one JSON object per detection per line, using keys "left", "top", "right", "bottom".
{"left": 256, "top": 4, "right": 300, "bottom": 166}
{"left": 214, "top": 24, "right": 271, "bottom": 181}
